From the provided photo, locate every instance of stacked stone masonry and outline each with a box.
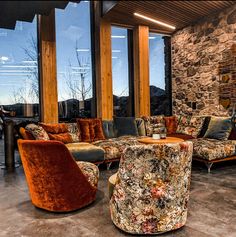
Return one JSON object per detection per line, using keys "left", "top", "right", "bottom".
{"left": 172, "top": 4, "right": 236, "bottom": 116}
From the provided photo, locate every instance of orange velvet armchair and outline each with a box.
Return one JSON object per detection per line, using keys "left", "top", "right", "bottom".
{"left": 18, "top": 139, "right": 99, "bottom": 212}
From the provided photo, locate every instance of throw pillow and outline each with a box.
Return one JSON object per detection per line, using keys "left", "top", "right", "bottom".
{"left": 25, "top": 124, "right": 49, "bottom": 140}
{"left": 176, "top": 115, "right": 205, "bottom": 138}
{"left": 102, "top": 120, "right": 117, "bottom": 139}
{"left": 39, "top": 123, "right": 73, "bottom": 144}
{"left": 135, "top": 118, "right": 146, "bottom": 136}
{"left": 203, "top": 117, "right": 232, "bottom": 141}
{"left": 77, "top": 118, "right": 105, "bottom": 142}
{"left": 19, "top": 127, "right": 35, "bottom": 140}
{"left": 39, "top": 123, "right": 68, "bottom": 134}
{"left": 67, "top": 123, "right": 81, "bottom": 142}
{"left": 164, "top": 116, "right": 177, "bottom": 135}
{"left": 48, "top": 133, "right": 73, "bottom": 143}
{"left": 77, "top": 120, "right": 91, "bottom": 142}
{"left": 142, "top": 115, "right": 165, "bottom": 136}
{"left": 229, "top": 127, "right": 236, "bottom": 140}
{"left": 113, "top": 117, "right": 139, "bottom": 137}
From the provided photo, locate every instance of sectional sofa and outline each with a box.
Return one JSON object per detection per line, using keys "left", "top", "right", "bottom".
{"left": 19, "top": 115, "right": 236, "bottom": 173}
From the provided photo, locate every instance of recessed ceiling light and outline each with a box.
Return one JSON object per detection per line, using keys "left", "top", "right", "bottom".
{"left": 134, "top": 13, "right": 176, "bottom": 30}
{"left": 112, "top": 50, "right": 121, "bottom": 53}
{"left": 111, "top": 35, "right": 126, "bottom": 39}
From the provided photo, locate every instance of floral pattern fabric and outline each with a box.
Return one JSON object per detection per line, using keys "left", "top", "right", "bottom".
{"left": 142, "top": 116, "right": 166, "bottom": 136}
{"left": 110, "top": 141, "right": 193, "bottom": 235}
{"left": 192, "top": 138, "right": 236, "bottom": 161}
{"left": 25, "top": 124, "right": 49, "bottom": 140}
{"left": 77, "top": 161, "right": 99, "bottom": 188}
{"left": 67, "top": 123, "right": 81, "bottom": 142}
{"left": 176, "top": 115, "right": 205, "bottom": 138}
{"left": 92, "top": 135, "right": 143, "bottom": 160}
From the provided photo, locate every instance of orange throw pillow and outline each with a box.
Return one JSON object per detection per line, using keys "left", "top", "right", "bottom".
{"left": 164, "top": 116, "right": 178, "bottom": 135}
{"left": 48, "top": 133, "right": 73, "bottom": 144}
{"left": 77, "top": 120, "right": 91, "bottom": 142}
{"left": 39, "top": 123, "right": 73, "bottom": 144}
{"left": 77, "top": 118, "right": 105, "bottom": 142}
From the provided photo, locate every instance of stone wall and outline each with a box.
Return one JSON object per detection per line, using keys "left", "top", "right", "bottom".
{"left": 172, "top": 4, "right": 236, "bottom": 116}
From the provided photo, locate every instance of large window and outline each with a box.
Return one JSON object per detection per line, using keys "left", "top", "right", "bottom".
{"left": 112, "top": 26, "right": 133, "bottom": 117}
{"left": 56, "top": 1, "right": 93, "bottom": 120}
{"left": 0, "top": 18, "right": 39, "bottom": 118}
{"left": 149, "top": 33, "right": 170, "bottom": 115}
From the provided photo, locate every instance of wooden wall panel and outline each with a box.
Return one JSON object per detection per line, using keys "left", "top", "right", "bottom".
{"left": 133, "top": 25, "right": 150, "bottom": 117}
{"left": 38, "top": 10, "right": 58, "bottom": 123}
{"left": 94, "top": 1, "right": 113, "bottom": 120}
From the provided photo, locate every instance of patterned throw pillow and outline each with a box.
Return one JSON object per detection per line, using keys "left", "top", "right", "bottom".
{"left": 204, "top": 116, "right": 232, "bottom": 141}
{"left": 176, "top": 115, "right": 205, "bottom": 138}
{"left": 25, "top": 124, "right": 49, "bottom": 140}
{"left": 39, "top": 123, "right": 73, "bottom": 144}
{"left": 142, "top": 116, "right": 166, "bottom": 136}
{"left": 67, "top": 123, "right": 81, "bottom": 142}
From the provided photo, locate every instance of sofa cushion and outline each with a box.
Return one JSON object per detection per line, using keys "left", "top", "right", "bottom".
{"left": 197, "top": 116, "right": 211, "bottom": 138}
{"left": 168, "top": 133, "right": 194, "bottom": 140}
{"left": 176, "top": 115, "right": 205, "bottom": 138}
{"left": 48, "top": 133, "right": 73, "bottom": 144}
{"left": 67, "top": 123, "right": 81, "bottom": 142}
{"left": 135, "top": 118, "right": 146, "bottom": 136}
{"left": 164, "top": 116, "right": 177, "bottom": 134}
{"left": 19, "top": 127, "right": 35, "bottom": 140}
{"left": 77, "top": 118, "right": 105, "bottom": 142}
{"left": 142, "top": 115, "right": 165, "bottom": 136}
{"left": 192, "top": 138, "right": 236, "bottom": 161}
{"left": 66, "top": 142, "right": 105, "bottom": 163}
{"left": 93, "top": 136, "right": 142, "bottom": 160}
{"left": 102, "top": 120, "right": 117, "bottom": 139}
{"left": 229, "top": 127, "right": 236, "bottom": 140}
{"left": 114, "top": 117, "right": 138, "bottom": 137}
{"left": 25, "top": 124, "right": 49, "bottom": 140}
{"left": 203, "top": 117, "right": 232, "bottom": 141}
{"left": 39, "top": 123, "right": 73, "bottom": 144}
{"left": 39, "top": 123, "right": 68, "bottom": 134}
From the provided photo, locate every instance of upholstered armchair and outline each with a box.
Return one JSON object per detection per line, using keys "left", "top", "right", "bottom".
{"left": 110, "top": 141, "right": 193, "bottom": 235}
{"left": 18, "top": 140, "right": 99, "bottom": 212}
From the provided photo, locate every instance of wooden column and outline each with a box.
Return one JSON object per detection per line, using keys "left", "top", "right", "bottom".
{"left": 94, "top": 1, "right": 113, "bottom": 120}
{"left": 38, "top": 10, "right": 58, "bottom": 123}
{"left": 133, "top": 25, "right": 150, "bottom": 117}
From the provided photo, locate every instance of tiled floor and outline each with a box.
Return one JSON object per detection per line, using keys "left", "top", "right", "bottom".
{"left": 0, "top": 137, "right": 236, "bottom": 237}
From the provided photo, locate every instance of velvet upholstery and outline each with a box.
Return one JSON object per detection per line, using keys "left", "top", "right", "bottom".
{"left": 19, "top": 127, "right": 35, "bottom": 140}
{"left": 48, "top": 132, "right": 73, "bottom": 144}
{"left": 164, "top": 116, "right": 178, "bottom": 134}
{"left": 77, "top": 118, "right": 105, "bottom": 142}
{"left": 17, "top": 140, "right": 99, "bottom": 212}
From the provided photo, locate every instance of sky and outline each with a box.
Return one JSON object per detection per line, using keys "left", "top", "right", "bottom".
{"left": 0, "top": 1, "right": 165, "bottom": 105}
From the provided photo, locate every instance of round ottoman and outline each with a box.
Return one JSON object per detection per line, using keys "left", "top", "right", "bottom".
{"left": 108, "top": 172, "right": 117, "bottom": 199}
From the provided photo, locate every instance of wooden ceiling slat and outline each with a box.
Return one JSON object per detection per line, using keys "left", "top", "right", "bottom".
{"left": 103, "top": 1, "right": 235, "bottom": 34}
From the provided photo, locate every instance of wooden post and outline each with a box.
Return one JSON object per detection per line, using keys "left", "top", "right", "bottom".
{"left": 38, "top": 10, "right": 58, "bottom": 123}
{"left": 94, "top": 1, "right": 113, "bottom": 120}
{"left": 133, "top": 25, "right": 150, "bottom": 117}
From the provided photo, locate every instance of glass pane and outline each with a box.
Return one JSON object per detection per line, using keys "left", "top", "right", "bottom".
{"left": 112, "top": 27, "right": 131, "bottom": 117}
{"left": 56, "top": 1, "right": 93, "bottom": 120}
{"left": 149, "top": 33, "right": 168, "bottom": 115}
{"left": 0, "top": 18, "right": 39, "bottom": 119}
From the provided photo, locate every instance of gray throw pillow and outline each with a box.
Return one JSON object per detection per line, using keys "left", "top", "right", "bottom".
{"left": 114, "top": 117, "right": 139, "bottom": 137}
{"left": 203, "top": 117, "right": 232, "bottom": 140}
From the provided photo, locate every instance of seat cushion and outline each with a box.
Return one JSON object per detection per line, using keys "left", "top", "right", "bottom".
{"left": 192, "top": 138, "right": 236, "bottom": 161}
{"left": 77, "top": 161, "right": 99, "bottom": 188}
{"left": 66, "top": 142, "right": 105, "bottom": 163}
{"left": 93, "top": 136, "right": 142, "bottom": 160}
